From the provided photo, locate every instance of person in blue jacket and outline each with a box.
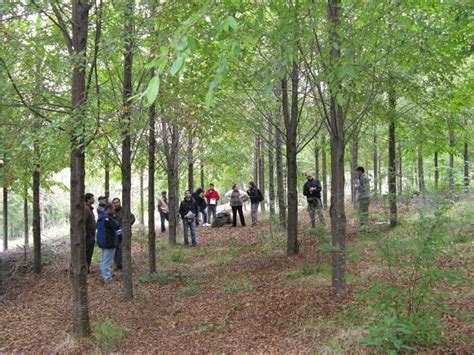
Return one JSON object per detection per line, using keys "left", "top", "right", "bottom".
{"left": 96, "top": 203, "right": 120, "bottom": 283}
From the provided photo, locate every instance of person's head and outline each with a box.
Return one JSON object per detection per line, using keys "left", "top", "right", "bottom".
{"left": 355, "top": 166, "right": 365, "bottom": 178}
{"left": 104, "top": 203, "right": 114, "bottom": 215}
{"left": 304, "top": 172, "right": 313, "bottom": 181}
{"left": 161, "top": 191, "right": 167, "bottom": 197}
{"left": 248, "top": 181, "right": 256, "bottom": 189}
{"left": 232, "top": 183, "right": 239, "bottom": 190}
{"left": 98, "top": 196, "right": 107, "bottom": 205}
{"left": 85, "top": 193, "right": 95, "bottom": 205}
{"left": 184, "top": 190, "right": 192, "bottom": 199}
{"left": 112, "top": 197, "right": 121, "bottom": 210}
{"left": 195, "top": 187, "right": 203, "bottom": 196}
{"left": 209, "top": 183, "right": 215, "bottom": 190}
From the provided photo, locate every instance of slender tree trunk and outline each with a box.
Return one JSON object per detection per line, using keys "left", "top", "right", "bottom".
{"left": 463, "top": 141, "right": 469, "bottom": 188}
{"left": 388, "top": 86, "right": 397, "bottom": 227}
{"left": 351, "top": 135, "right": 358, "bottom": 206}
{"left": 33, "top": 161, "right": 41, "bottom": 273}
{"left": 121, "top": 0, "right": 134, "bottom": 300}
{"left": 2, "top": 187, "right": 7, "bottom": 251}
{"left": 328, "top": 0, "right": 347, "bottom": 297}
{"left": 448, "top": 130, "right": 455, "bottom": 190}
{"left": 276, "top": 114, "right": 286, "bottom": 227}
{"left": 147, "top": 72, "right": 156, "bottom": 273}
{"left": 373, "top": 133, "right": 378, "bottom": 195}
{"left": 70, "top": 0, "right": 91, "bottom": 337}
{"left": 200, "top": 162, "right": 204, "bottom": 189}
{"left": 397, "top": 142, "right": 402, "bottom": 195}
{"left": 434, "top": 152, "right": 439, "bottom": 189}
{"left": 139, "top": 170, "right": 144, "bottom": 226}
{"left": 282, "top": 64, "right": 299, "bottom": 255}
{"left": 187, "top": 135, "right": 193, "bottom": 191}
{"left": 417, "top": 146, "right": 425, "bottom": 193}
{"left": 104, "top": 162, "right": 110, "bottom": 199}
{"left": 23, "top": 191, "right": 29, "bottom": 247}
{"left": 314, "top": 143, "right": 320, "bottom": 180}
{"left": 321, "top": 135, "right": 328, "bottom": 207}
{"left": 268, "top": 124, "right": 276, "bottom": 216}
{"left": 253, "top": 138, "right": 259, "bottom": 185}
{"left": 258, "top": 135, "right": 266, "bottom": 213}
{"left": 165, "top": 123, "right": 180, "bottom": 245}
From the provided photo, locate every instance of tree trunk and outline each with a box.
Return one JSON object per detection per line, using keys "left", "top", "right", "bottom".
{"left": 373, "top": 133, "right": 378, "bottom": 195}
{"left": 258, "top": 135, "right": 266, "bottom": 213}
{"left": 276, "top": 114, "right": 286, "bottom": 227}
{"left": 69, "top": 0, "right": 91, "bottom": 337}
{"left": 448, "top": 130, "right": 454, "bottom": 190}
{"left": 463, "top": 141, "right": 469, "bottom": 188}
{"left": 397, "top": 142, "right": 402, "bottom": 195}
{"left": 104, "top": 162, "right": 110, "bottom": 199}
{"left": 121, "top": 0, "right": 134, "bottom": 300}
{"left": 139, "top": 170, "right": 144, "bottom": 226}
{"left": 200, "top": 162, "right": 204, "bottom": 190}
{"left": 147, "top": 76, "right": 156, "bottom": 273}
{"left": 328, "top": 0, "right": 347, "bottom": 297}
{"left": 282, "top": 63, "right": 299, "bottom": 256}
{"left": 351, "top": 135, "right": 358, "bottom": 206}
{"left": 2, "top": 187, "right": 7, "bottom": 251}
{"left": 23, "top": 191, "right": 29, "bottom": 247}
{"left": 268, "top": 123, "right": 276, "bottom": 216}
{"left": 321, "top": 135, "right": 328, "bottom": 207}
{"left": 417, "top": 146, "right": 425, "bottom": 193}
{"left": 388, "top": 86, "right": 397, "bottom": 227}
{"left": 187, "top": 135, "right": 193, "bottom": 191}
{"left": 314, "top": 143, "right": 320, "bottom": 180}
{"left": 253, "top": 138, "right": 259, "bottom": 185}
{"left": 434, "top": 151, "right": 439, "bottom": 189}
{"left": 33, "top": 161, "right": 41, "bottom": 274}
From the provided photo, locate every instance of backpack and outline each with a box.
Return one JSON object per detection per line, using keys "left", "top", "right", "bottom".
{"left": 258, "top": 189, "right": 264, "bottom": 202}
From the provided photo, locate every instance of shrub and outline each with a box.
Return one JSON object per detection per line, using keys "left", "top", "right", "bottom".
{"left": 182, "top": 283, "right": 201, "bottom": 296}
{"left": 93, "top": 318, "right": 124, "bottom": 351}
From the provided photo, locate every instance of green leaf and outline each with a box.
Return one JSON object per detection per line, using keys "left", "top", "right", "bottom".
{"left": 176, "top": 37, "right": 188, "bottom": 51}
{"left": 170, "top": 56, "right": 184, "bottom": 76}
{"left": 187, "top": 36, "right": 197, "bottom": 51}
{"left": 146, "top": 76, "right": 160, "bottom": 105}
{"left": 223, "top": 16, "right": 238, "bottom": 32}
{"left": 336, "top": 92, "right": 344, "bottom": 106}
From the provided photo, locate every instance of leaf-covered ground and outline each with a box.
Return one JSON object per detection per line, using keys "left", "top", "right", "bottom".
{"left": 0, "top": 204, "right": 473, "bottom": 353}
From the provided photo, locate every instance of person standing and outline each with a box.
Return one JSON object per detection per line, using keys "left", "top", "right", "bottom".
{"left": 111, "top": 197, "right": 136, "bottom": 270}
{"left": 355, "top": 166, "right": 370, "bottom": 229}
{"left": 158, "top": 191, "right": 169, "bottom": 233}
{"left": 229, "top": 184, "right": 246, "bottom": 227}
{"left": 204, "top": 183, "right": 220, "bottom": 224}
{"left": 303, "top": 172, "right": 325, "bottom": 228}
{"left": 246, "top": 181, "right": 263, "bottom": 227}
{"left": 179, "top": 190, "right": 199, "bottom": 247}
{"left": 84, "top": 193, "right": 96, "bottom": 273}
{"left": 192, "top": 188, "right": 208, "bottom": 226}
{"left": 96, "top": 203, "right": 120, "bottom": 284}
{"left": 97, "top": 196, "right": 107, "bottom": 216}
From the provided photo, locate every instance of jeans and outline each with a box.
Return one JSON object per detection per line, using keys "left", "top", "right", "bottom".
{"left": 250, "top": 202, "right": 259, "bottom": 226}
{"left": 308, "top": 198, "right": 325, "bottom": 228}
{"left": 86, "top": 236, "right": 95, "bottom": 272}
{"left": 114, "top": 238, "right": 122, "bottom": 269}
{"left": 183, "top": 219, "right": 197, "bottom": 246}
{"left": 100, "top": 248, "right": 116, "bottom": 282}
{"left": 208, "top": 205, "right": 217, "bottom": 223}
{"left": 232, "top": 205, "right": 246, "bottom": 227}
{"left": 357, "top": 198, "right": 370, "bottom": 227}
{"left": 160, "top": 211, "right": 169, "bottom": 232}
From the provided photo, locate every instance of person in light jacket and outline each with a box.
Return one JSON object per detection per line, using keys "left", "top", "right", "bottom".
{"left": 158, "top": 191, "right": 169, "bottom": 233}
{"left": 228, "top": 184, "right": 247, "bottom": 227}
{"left": 355, "top": 166, "right": 370, "bottom": 228}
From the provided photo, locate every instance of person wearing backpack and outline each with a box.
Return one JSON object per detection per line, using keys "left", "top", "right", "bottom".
{"left": 96, "top": 203, "right": 120, "bottom": 284}
{"left": 247, "top": 181, "right": 263, "bottom": 227}
{"left": 179, "top": 190, "right": 199, "bottom": 246}
{"left": 303, "top": 172, "right": 325, "bottom": 228}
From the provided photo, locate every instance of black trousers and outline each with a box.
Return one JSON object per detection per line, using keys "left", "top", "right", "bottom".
{"left": 114, "top": 238, "right": 122, "bottom": 269}
{"left": 86, "top": 236, "right": 95, "bottom": 272}
{"left": 232, "top": 205, "right": 246, "bottom": 227}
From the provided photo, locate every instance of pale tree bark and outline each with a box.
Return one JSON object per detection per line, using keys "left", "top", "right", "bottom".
{"left": 148, "top": 70, "right": 156, "bottom": 273}
{"left": 258, "top": 135, "right": 266, "bottom": 213}
{"left": 373, "top": 133, "right": 378, "bottom": 195}
{"left": 23, "top": 190, "right": 29, "bottom": 246}
{"left": 463, "top": 127, "right": 469, "bottom": 188}
{"left": 350, "top": 135, "right": 358, "bottom": 207}
{"left": 417, "top": 146, "right": 425, "bottom": 193}
{"left": 397, "top": 142, "right": 402, "bottom": 195}
{"left": 268, "top": 124, "right": 276, "bottom": 216}
{"left": 448, "top": 131, "right": 455, "bottom": 190}
{"left": 276, "top": 112, "right": 286, "bottom": 227}
{"left": 187, "top": 135, "right": 193, "bottom": 191}
{"left": 388, "top": 85, "right": 397, "bottom": 227}
{"left": 253, "top": 138, "right": 259, "bottom": 185}
{"left": 139, "top": 170, "right": 144, "bottom": 226}
{"left": 33, "top": 161, "right": 41, "bottom": 274}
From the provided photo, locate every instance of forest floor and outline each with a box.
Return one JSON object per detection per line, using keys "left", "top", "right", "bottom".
{"left": 0, "top": 196, "right": 473, "bottom": 353}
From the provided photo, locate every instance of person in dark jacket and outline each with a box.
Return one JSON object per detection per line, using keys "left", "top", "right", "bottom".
{"left": 247, "top": 181, "right": 263, "bottom": 226}
{"left": 111, "top": 197, "right": 136, "bottom": 270}
{"left": 303, "top": 172, "right": 325, "bottom": 228}
{"left": 84, "top": 193, "right": 96, "bottom": 273}
{"left": 355, "top": 166, "right": 370, "bottom": 229}
{"left": 179, "top": 190, "right": 199, "bottom": 246}
{"left": 96, "top": 203, "right": 120, "bottom": 283}
{"left": 192, "top": 188, "right": 208, "bottom": 226}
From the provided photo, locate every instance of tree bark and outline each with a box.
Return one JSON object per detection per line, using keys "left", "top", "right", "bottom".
{"left": 417, "top": 146, "right": 425, "bottom": 193}
{"left": 321, "top": 135, "right": 328, "bottom": 207}
{"left": 147, "top": 72, "right": 156, "bottom": 273}
{"left": 434, "top": 151, "right": 439, "bottom": 189}
{"left": 187, "top": 135, "right": 193, "bottom": 191}
{"left": 2, "top": 187, "right": 7, "bottom": 251}
{"left": 282, "top": 63, "right": 299, "bottom": 256}
{"left": 328, "top": 0, "right": 347, "bottom": 297}
{"left": 258, "top": 135, "right": 266, "bottom": 213}
{"left": 121, "top": 0, "right": 134, "bottom": 300}
{"left": 69, "top": 0, "right": 91, "bottom": 337}
{"left": 448, "top": 130, "right": 455, "bottom": 190}
{"left": 104, "top": 162, "right": 110, "bottom": 199}
{"left": 388, "top": 86, "right": 397, "bottom": 227}
{"left": 33, "top": 162, "right": 41, "bottom": 274}
{"left": 373, "top": 133, "right": 378, "bottom": 195}
{"left": 139, "top": 170, "right": 144, "bottom": 226}
{"left": 397, "top": 142, "right": 402, "bottom": 195}
{"left": 268, "top": 123, "right": 275, "bottom": 216}
{"left": 463, "top": 141, "right": 469, "bottom": 188}
{"left": 253, "top": 138, "right": 259, "bottom": 185}
{"left": 314, "top": 143, "right": 320, "bottom": 180}
{"left": 23, "top": 191, "right": 29, "bottom": 246}
{"left": 200, "top": 162, "right": 204, "bottom": 190}
{"left": 276, "top": 113, "right": 286, "bottom": 227}
{"left": 350, "top": 135, "right": 358, "bottom": 206}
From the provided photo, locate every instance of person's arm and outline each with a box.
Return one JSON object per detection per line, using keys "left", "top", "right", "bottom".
{"left": 194, "top": 200, "right": 199, "bottom": 216}
{"left": 178, "top": 202, "right": 185, "bottom": 218}
{"left": 315, "top": 180, "right": 322, "bottom": 192}
{"left": 303, "top": 182, "right": 309, "bottom": 196}
{"left": 204, "top": 190, "right": 210, "bottom": 199}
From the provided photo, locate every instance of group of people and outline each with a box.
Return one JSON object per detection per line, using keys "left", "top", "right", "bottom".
{"left": 84, "top": 194, "right": 135, "bottom": 284}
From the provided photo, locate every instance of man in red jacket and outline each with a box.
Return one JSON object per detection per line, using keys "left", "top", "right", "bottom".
{"left": 204, "top": 183, "right": 220, "bottom": 225}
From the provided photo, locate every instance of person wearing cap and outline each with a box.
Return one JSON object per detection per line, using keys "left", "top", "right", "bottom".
{"left": 303, "top": 172, "right": 325, "bottom": 228}
{"left": 97, "top": 196, "right": 108, "bottom": 216}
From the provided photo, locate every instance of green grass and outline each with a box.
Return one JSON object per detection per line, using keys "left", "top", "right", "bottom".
{"left": 181, "top": 283, "right": 201, "bottom": 296}
{"left": 229, "top": 299, "right": 242, "bottom": 311}
{"left": 136, "top": 272, "right": 173, "bottom": 285}
{"left": 222, "top": 276, "right": 253, "bottom": 294}
{"left": 93, "top": 318, "right": 124, "bottom": 351}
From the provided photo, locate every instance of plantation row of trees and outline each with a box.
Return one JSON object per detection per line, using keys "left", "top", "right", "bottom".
{"left": 1, "top": 0, "right": 472, "bottom": 336}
